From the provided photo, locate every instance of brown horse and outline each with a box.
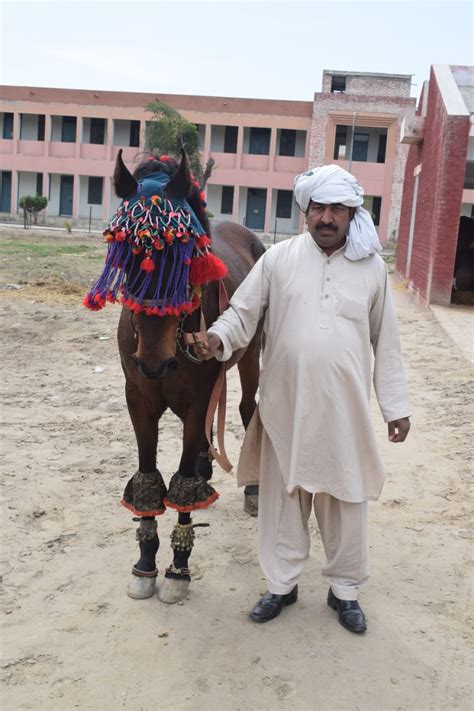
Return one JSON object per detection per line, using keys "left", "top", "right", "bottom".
{"left": 91, "top": 150, "right": 263, "bottom": 603}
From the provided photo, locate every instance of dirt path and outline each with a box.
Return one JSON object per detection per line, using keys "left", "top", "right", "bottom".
{"left": 1, "top": 230, "right": 472, "bottom": 710}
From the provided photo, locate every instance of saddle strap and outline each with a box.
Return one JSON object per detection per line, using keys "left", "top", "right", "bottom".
{"left": 205, "top": 281, "right": 232, "bottom": 473}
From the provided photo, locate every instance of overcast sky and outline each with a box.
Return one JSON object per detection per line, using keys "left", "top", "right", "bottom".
{"left": 0, "top": 0, "right": 472, "bottom": 102}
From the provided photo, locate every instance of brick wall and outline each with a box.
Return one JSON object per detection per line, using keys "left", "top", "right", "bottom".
{"left": 396, "top": 68, "right": 470, "bottom": 305}
{"left": 321, "top": 73, "right": 411, "bottom": 98}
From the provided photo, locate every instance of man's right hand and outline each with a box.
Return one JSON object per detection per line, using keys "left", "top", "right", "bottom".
{"left": 194, "top": 332, "right": 223, "bottom": 360}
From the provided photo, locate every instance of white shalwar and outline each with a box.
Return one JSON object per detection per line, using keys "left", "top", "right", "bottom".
{"left": 208, "top": 232, "right": 410, "bottom": 599}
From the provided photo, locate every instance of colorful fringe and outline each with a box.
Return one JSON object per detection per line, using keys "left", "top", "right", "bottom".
{"left": 84, "top": 171, "right": 227, "bottom": 316}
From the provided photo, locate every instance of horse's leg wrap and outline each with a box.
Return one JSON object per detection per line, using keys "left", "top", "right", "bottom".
{"left": 158, "top": 514, "right": 209, "bottom": 604}
{"left": 121, "top": 469, "right": 167, "bottom": 517}
{"left": 164, "top": 472, "right": 218, "bottom": 512}
{"left": 165, "top": 520, "right": 195, "bottom": 581}
{"left": 132, "top": 518, "right": 159, "bottom": 577}
{"left": 127, "top": 517, "right": 159, "bottom": 600}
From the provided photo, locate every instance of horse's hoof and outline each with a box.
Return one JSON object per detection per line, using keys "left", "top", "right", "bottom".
{"left": 244, "top": 493, "right": 259, "bottom": 517}
{"left": 158, "top": 576, "right": 190, "bottom": 604}
{"left": 127, "top": 574, "right": 157, "bottom": 599}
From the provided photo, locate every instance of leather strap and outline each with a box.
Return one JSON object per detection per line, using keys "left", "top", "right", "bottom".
{"left": 205, "top": 280, "right": 232, "bottom": 473}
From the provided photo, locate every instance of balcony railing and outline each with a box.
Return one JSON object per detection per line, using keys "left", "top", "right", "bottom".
{"left": 49, "top": 141, "right": 75, "bottom": 158}
{"left": 0, "top": 139, "right": 14, "bottom": 155}
{"left": 18, "top": 140, "right": 44, "bottom": 156}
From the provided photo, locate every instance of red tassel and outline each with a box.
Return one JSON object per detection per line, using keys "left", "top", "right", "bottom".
{"left": 189, "top": 253, "right": 228, "bottom": 286}
{"left": 196, "top": 235, "right": 211, "bottom": 250}
{"left": 140, "top": 256, "right": 155, "bottom": 272}
{"left": 115, "top": 229, "right": 127, "bottom": 242}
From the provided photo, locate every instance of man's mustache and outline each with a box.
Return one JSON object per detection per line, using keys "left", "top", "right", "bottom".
{"left": 316, "top": 223, "right": 337, "bottom": 231}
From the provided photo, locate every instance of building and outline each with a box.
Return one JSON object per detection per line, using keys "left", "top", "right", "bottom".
{"left": 0, "top": 70, "right": 415, "bottom": 241}
{"left": 396, "top": 65, "right": 474, "bottom": 305}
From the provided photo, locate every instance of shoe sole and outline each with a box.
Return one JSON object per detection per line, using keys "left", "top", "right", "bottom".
{"left": 249, "top": 589, "right": 298, "bottom": 623}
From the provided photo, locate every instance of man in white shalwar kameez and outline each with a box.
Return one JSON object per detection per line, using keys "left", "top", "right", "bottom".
{"left": 196, "top": 165, "right": 411, "bottom": 633}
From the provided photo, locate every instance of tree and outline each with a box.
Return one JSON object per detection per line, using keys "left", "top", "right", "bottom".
{"left": 19, "top": 195, "right": 48, "bottom": 229}
{"left": 145, "top": 101, "right": 214, "bottom": 188}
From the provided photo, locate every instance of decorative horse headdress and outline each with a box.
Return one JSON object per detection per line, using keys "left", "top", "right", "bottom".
{"left": 84, "top": 150, "right": 227, "bottom": 317}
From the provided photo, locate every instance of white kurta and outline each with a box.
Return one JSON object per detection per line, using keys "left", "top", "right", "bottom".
{"left": 208, "top": 232, "right": 410, "bottom": 503}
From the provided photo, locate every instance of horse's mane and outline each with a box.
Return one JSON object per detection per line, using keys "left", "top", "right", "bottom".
{"left": 133, "top": 154, "right": 212, "bottom": 239}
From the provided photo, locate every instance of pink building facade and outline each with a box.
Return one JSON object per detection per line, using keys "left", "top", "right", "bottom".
{"left": 0, "top": 71, "right": 416, "bottom": 241}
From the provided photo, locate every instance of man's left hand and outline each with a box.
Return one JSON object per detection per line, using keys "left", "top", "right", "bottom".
{"left": 388, "top": 418, "right": 410, "bottom": 443}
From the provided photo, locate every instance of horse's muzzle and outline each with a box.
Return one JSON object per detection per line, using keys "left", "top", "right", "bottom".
{"left": 132, "top": 354, "right": 178, "bottom": 380}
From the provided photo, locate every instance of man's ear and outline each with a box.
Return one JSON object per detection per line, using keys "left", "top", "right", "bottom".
{"left": 349, "top": 207, "right": 356, "bottom": 221}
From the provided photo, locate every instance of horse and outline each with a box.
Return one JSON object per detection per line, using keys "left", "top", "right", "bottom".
{"left": 85, "top": 149, "right": 263, "bottom": 603}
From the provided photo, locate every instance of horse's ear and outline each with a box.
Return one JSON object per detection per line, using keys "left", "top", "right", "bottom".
{"left": 113, "top": 149, "right": 138, "bottom": 198}
{"left": 166, "top": 148, "right": 192, "bottom": 199}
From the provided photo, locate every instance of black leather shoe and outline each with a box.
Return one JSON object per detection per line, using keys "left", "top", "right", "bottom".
{"left": 249, "top": 586, "right": 298, "bottom": 623}
{"left": 327, "top": 588, "right": 367, "bottom": 633}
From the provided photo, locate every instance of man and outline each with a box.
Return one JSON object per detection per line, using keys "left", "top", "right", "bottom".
{"left": 196, "top": 165, "right": 410, "bottom": 633}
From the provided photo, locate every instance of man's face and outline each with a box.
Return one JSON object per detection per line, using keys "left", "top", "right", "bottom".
{"left": 306, "top": 201, "right": 354, "bottom": 252}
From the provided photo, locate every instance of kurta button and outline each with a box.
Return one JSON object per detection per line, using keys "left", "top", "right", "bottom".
{"left": 324, "top": 294, "right": 329, "bottom": 299}
{"left": 326, "top": 277, "right": 330, "bottom": 282}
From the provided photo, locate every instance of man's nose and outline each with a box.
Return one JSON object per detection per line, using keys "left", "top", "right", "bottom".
{"left": 320, "top": 206, "right": 333, "bottom": 223}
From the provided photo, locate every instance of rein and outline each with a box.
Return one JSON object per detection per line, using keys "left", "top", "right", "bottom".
{"left": 180, "top": 281, "right": 233, "bottom": 473}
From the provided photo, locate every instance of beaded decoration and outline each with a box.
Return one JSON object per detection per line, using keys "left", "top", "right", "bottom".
{"left": 84, "top": 168, "right": 227, "bottom": 317}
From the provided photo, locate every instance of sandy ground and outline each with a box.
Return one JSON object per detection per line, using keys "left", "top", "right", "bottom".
{"left": 0, "top": 229, "right": 473, "bottom": 710}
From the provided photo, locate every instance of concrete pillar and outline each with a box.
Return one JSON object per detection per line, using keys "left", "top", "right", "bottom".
{"left": 232, "top": 185, "right": 240, "bottom": 223}
{"left": 106, "top": 118, "right": 113, "bottom": 162}
{"left": 236, "top": 126, "right": 244, "bottom": 170}
{"left": 43, "top": 172, "right": 49, "bottom": 215}
{"left": 103, "top": 177, "right": 111, "bottom": 221}
{"left": 44, "top": 114, "right": 51, "bottom": 157}
{"left": 9, "top": 171, "right": 18, "bottom": 214}
{"left": 72, "top": 174, "right": 80, "bottom": 219}
{"left": 263, "top": 188, "right": 272, "bottom": 233}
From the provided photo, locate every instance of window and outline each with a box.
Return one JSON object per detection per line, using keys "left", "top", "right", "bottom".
{"left": 223, "top": 126, "right": 238, "bottom": 153}
{"left": 331, "top": 76, "right": 346, "bottom": 93}
{"left": 37, "top": 114, "right": 45, "bottom": 141}
{"left": 333, "top": 125, "right": 348, "bottom": 160}
{"left": 364, "top": 196, "right": 382, "bottom": 226}
{"left": 279, "top": 129, "right": 296, "bottom": 157}
{"left": 221, "top": 186, "right": 234, "bottom": 214}
{"left": 249, "top": 127, "right": 271, "bottom": 155}
{"left": 352, "top": 132, "right": 369, "bottom": 162}
{"left": 377, "top": 133, "right": 387, "bottom": 163}
{"left": 464, "top": 161, "right": 474, "bottom": 190}
{"left": 36, "top": 174, "right": 43, "bottom": 196}
{"left": 276, "top": 190, "right": 292, "bottom": 219}
{"left": 61, "top": 116, "right": 77, "bottom": 143}
{"left": 3, "top": 113, "right": 13, "bottom": 139}
{"left": 1, "top": 171, "right": 12, "bottom": 211}
{"left": 88, "top": 176, "right": 103, "bottom": 205}
{"left": 90, "top": 118, "right": 105, "bottom": 145}
{"left": 129, "top": 120, "right": 140, "bottom": 148}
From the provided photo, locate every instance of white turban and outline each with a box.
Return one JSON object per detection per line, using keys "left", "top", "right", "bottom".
{"left": 293, "top": 164, "right": 382, "bottom": 261}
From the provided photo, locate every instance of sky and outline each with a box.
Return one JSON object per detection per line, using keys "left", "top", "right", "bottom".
{"left": 0, "top": 0, "right": 472, "bottom": 102}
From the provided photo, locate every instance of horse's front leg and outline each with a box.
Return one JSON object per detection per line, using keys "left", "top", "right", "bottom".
{"left": 123, "top": 382, "right": 167, "bottom": 600}
{"left": 159, "top": 407, "right": 218, "bottom": 603}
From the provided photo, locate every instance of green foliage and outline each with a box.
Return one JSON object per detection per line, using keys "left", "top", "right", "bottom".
{"left": 145, "top": 101, "right": 203, "bottom": 183}
{"left": 63, "top": 220, "right": 72, "bottom": 233}
{"left": 19, "top": 195, "right": 48, "bottom": 213}
{"left": 19, "top": 194, "right": 48, "bottom": 228}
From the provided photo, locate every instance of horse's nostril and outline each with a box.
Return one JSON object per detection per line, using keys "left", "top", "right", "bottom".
{"left": 132, "top": 354, "right": 178, "bottom": 380}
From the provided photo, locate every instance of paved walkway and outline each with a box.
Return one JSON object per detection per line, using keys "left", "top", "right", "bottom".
{"left": 431, "top": 303, "right": 474, "bottom": 365}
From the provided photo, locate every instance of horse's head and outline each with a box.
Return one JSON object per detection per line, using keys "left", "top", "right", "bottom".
{"left": 84, "top": 149, "right": 227, "bottom": 380}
